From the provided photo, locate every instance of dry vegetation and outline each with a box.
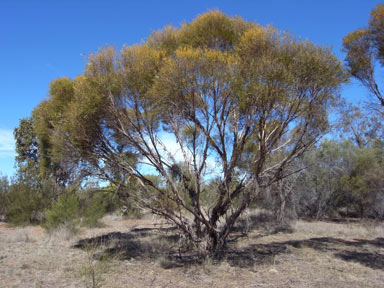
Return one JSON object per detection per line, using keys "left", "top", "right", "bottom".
{"left": 1, "top": 212, "right": 383, "bottom": 288}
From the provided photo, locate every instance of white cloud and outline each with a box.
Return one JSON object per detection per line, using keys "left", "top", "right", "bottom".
{"left": 0, "top": 129, "right": 16, "bottom": 157}
{"left": 138, "top": 132, "right": 222, "bottom": 178}
{"left": 158, "top": 134, "right": 184, "bottom": 161}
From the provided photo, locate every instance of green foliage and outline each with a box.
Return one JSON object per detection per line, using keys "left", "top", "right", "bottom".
{"left": 43, "top": 191, "right": 80, "bottom": 232}
{"left": 336, "top": 143, "right": 384, "bottom": 218}
{"left": 32, "top": 77, "right": 76, "bottom": 183}
{"left": 0, "top": 174, "right": 9, "bottom": 220}
{"left": 80, "top": 191, "right": 116, "bottom": 227}
{"left": 5, "top": 183, "right": 40, "bottom": 225}
{"left": 14, "top": 117, "right": 39, "bottom": 172}
{"left": 290, "top": 137, "right": 384, "bottom": 220}
{"left": 293, "top": 140, "right": 350, "bottom": 219}
{"left": 5, "top": 177, "right": 59, "bottom": 226}
{"left": 369, "top": 4, "right": 384, "bottom": 65}
{"left": 42, "top": 188, "right": 121, "bottom": 231}
{"left": 178, "top": 10, "right": 239, "bottom": 49}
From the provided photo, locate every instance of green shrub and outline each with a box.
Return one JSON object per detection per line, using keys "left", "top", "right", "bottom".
{"left": 0, "top": 175, "right": 9, "bottom": 220}
{"left": 4, "top": 176, "right": 60, "bottom": 226}
{"left": 43, "top": 192, "right": 80, "bottom": 232}
{"left": 6, "top": 183, "right": 45, "bottom": 225}
{"left": 80, "top": 192, "right": 109, "bottom": 228}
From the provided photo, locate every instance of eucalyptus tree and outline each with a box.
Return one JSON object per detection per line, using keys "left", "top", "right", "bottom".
{"left": 33, "top": 11, "right": 345, "bottom": 255}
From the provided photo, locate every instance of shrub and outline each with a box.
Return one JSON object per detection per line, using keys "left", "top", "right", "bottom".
{"left": 0, "top": 175, "right": 9, "bottom": 221}
{"left": 43, "top": 192, "right": 80, "bottom": 232}
{"left": 6, "top": 183, "right": 47, "bottom": 225}
{"left": 80, "top": 191, "right": 111, "bottom": 228}
{"left": 4, "top": 176, "right": 61, "bottom": 225}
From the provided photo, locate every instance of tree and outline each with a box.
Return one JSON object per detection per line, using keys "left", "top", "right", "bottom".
{"left": 272, "top": 171, "right": 300, "bottom": 224}
{"left": 32, "top": 77, "right": 80, "bottom": 184}
{"left": 33, "top": 11, "right": 345, "bottom": 256}
{"left": 343, "top": 4, "right": 384, "bottom": 112}
{"left": 14, "top": 79, "right": 79, "bottom": 185}
{"left": 336, "top": 102, "right": 383, "bottom": 148}
{"left": 337, "top": 141, "right": 384, "bottom": 218}
{"left": 293, "top": 140, "right": 350, "bottom": 219}
{"left": 14, "top": 117, "right": 39, "bottom": 179}
{"left": 11, "top": 97, "right": 77, "bottom": 225}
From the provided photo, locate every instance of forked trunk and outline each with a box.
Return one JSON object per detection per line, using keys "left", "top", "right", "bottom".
{"left": 194, "top": 231, "right": 226, "bottom": 258}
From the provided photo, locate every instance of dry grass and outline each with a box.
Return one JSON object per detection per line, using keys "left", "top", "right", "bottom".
{"left": 294, "top": 219, "right": 384, "bottom": 239}
{"left": 0, "top": 214, "right": 383, "bottom": 288}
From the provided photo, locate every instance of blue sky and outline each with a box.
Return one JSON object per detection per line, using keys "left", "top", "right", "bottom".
{"left": 0, "top": 0, "right": 381, "bottom": 177}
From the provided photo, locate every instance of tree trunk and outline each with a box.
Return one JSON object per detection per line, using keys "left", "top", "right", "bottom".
{"left": 277, "top": 195, "right": 286, "bottom": 224}
{"left": 202, "top": 232, "right": 226, "bottom": 258}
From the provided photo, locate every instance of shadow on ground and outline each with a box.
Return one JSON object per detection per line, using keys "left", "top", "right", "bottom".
{"left": 73, "top": 226, "right": 384, "bottom": 270}
{"left": 225, "top": 237, "right": 384, "bottom": 269}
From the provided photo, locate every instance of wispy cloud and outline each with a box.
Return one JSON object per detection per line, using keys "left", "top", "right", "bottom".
{"left": 0, "top": 129, "right": 16, "bottom": 157}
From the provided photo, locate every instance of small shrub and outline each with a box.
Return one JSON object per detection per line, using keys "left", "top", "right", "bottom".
{"left": 42, "top": 192, "right": 80, "bottom": 233}
{"left": 79, "top": 242, "right": 112, "bottom": 288}
{"left": 81, "top": 192, "right": 109, "bottom": 228}
{"left": 0, "top": 195, "right": 8, "bottom": 222}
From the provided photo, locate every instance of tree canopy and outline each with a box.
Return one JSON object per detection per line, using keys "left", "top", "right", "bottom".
{"left": 343, "top": 4, "right": 384, "bottom": 112}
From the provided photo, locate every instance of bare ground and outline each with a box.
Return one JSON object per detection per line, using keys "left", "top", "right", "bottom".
{"left": 1, "top": 214, "right": 383, "bottom": 288}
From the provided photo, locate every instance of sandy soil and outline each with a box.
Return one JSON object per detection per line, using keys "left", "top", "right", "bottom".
{"left": 1, "top": 215, "right": 383, "bottom": 288}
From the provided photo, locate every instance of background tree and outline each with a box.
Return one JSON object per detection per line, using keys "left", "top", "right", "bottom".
{"left": 290, "top": 138, "right": 384, "bottom": 220}
{"left": 336, "top": 141, "right": 384, "bottom": 218}
{"left": 31, "top": 11, "right": 346, "bottom": 256}
{"left": 9, "top": 79, "right": 132, "bottom": 227}
{"left": 14, "top": 117, "right": 39, "bottom": 175}
{"left": 336, "top": 102, "right": 383, "bottom": 148}
{"left": 9, "top": 117, "right": 61, "bottom": 224}
{"left": 272, "top": 171, "right": 301, "bottom": 224}
{"left": 293, "top": 140, "right": 350, "bottom": 219}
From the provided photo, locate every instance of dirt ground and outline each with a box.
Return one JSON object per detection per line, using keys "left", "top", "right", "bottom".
{"left": 1, "top": 214, "right": 383, "bottom": 288}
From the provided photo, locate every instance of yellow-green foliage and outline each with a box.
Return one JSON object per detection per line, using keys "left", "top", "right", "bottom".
{"left": 343, "top": 3, "right": 384, "bottom": 108}
{"left": 178, "top": 10, "right": 240, "bottom": 49}
{"left": 32, "top": 77, "right": 75, "bottom": 180}
{"left": 29, "top": 11, "right": 346, "bottom": 181}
